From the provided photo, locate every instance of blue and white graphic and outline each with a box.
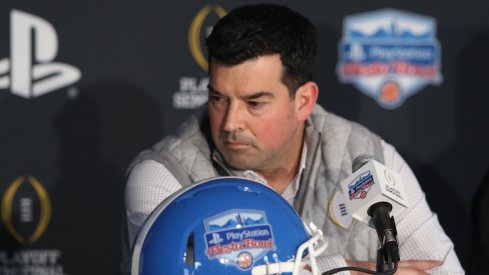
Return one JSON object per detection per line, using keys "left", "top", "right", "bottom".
{"left": 204, "top": 209, "right": 275, "bottom": 270}
{"left": 348, "top": 171, "right": 375, "bottom": 200}
{"left": 337, "top": 9, "right": 442, "bottom": 109}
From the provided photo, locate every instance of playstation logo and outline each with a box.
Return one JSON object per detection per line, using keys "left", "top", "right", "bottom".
{"left": 209, "top": 232, "right": 223, "bottom": 244}
{"left": 0, "top": 10, "right": 81, "bottom": 99}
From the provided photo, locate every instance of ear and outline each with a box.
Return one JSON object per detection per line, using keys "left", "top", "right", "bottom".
{"left": 294, "top": 81, "right": 318, "bottom": 122}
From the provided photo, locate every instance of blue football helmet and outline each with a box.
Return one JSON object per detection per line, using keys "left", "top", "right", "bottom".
{"left": 131, "top": 177, "right": 327, "bottom": 275}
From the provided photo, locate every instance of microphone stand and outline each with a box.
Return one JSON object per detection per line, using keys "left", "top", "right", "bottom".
{"left": 368, "top": 202, "right": 400, "bottom": 273}
{"left": 376, "top": 242, "right": 396, "bottom": 273}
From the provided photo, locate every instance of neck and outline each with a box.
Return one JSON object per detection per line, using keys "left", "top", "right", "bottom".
{"left": 259, "top": 168, "right": 298, "bottom": 194}
{"left": 258, "top": 130, "right": 305, "bottom": 194}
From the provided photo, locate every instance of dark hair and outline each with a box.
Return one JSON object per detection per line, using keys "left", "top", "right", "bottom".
{"left": 205, "top": 4, "right": 317, "bottom": 96}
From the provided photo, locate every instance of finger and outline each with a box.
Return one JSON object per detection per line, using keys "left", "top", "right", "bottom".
{"left": 397, "top": 260, "right": 442, "bottom": 270}
{"left": 395, "top": 266, "right": 429, "bottom": 275}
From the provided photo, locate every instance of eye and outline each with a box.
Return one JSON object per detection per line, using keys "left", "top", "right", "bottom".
{"left": 209, "top": 94, "right": 225, "bottom": 103}
{"left": 209, "top": 95, "right": 220, "bottom": 102}
{"left": 247, "top": 101, "right": 266, "bottom": 109}
{"left": 209, "top": 94, "right": 229, "bottom": 110}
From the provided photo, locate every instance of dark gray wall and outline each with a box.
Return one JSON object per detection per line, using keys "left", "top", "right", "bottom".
{"left": 1, "top": 1, "right": 487, "bottom": 273}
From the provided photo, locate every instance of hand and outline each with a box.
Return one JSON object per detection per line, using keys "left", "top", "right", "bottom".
{"left": 346, "top": 259, "right": 441, "bottom": 274}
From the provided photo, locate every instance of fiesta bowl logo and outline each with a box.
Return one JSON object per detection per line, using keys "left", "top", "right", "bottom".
{"left": 0, "top": 10, "right": 81, "bottom": 99}
{"left": 1, "top": 176, "right": 52, "bottom": 244}
{"left": 348, "top": 171, "right": 375, "bottom": 200}
{"left": 204, "top": 209, "right": 275, "bottom": 270}
{"left": 337, "top": 9, "right": 442, "bottom": 109}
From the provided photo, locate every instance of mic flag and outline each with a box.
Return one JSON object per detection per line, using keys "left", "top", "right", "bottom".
{"left": 340, "top": 155, "right": 409, "bottom": 228}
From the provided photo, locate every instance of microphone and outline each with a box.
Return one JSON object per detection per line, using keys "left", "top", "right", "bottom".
{"left": 340, "top": 154, "right": 409, "bottom": 271}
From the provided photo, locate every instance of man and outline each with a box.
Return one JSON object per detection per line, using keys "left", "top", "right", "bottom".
{"left": 125, "top": 4, "right": 464, "bottom": 274}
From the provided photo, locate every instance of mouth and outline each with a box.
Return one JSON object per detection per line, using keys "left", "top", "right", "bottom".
{"left": 222, "top": 140, "right": 251, "bottom": 149}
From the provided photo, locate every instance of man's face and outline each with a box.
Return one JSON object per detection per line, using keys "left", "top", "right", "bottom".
{"left": 208, "top": 54, "right": 304, "bottom": 173}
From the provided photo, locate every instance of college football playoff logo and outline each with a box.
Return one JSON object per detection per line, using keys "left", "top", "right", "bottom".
{"left": 1, "top": 176, "right": 52, "bottom": 244}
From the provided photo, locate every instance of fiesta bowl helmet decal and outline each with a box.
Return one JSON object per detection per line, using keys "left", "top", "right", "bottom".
{"left": 131, "top": 177, "right": 327, "bottom": 275}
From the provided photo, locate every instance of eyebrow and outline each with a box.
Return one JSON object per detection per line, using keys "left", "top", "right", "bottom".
{"left": 207, "top": 84, "right": 274, "bottom": 100}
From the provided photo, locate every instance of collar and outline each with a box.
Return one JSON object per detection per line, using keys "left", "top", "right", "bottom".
{"left": 213, "top": 142, "right": 308, "bottom": 205}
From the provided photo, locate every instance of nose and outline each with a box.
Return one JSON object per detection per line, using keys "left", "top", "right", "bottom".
{"left": 222, "top": 102, "right": 245, "bottom": 133}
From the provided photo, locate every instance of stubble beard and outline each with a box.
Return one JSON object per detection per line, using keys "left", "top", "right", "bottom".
{"left": 216, "top": 131, "right": 264, "bottom": 171}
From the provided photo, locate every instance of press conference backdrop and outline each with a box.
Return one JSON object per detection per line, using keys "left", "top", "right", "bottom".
{"left": 0, "top": 0, "right": 487, "bottom": 274}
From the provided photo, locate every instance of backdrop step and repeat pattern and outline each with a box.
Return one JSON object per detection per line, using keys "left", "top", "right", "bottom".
{"left": 1, "top": 1, "right": 488, "bottom": 274}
